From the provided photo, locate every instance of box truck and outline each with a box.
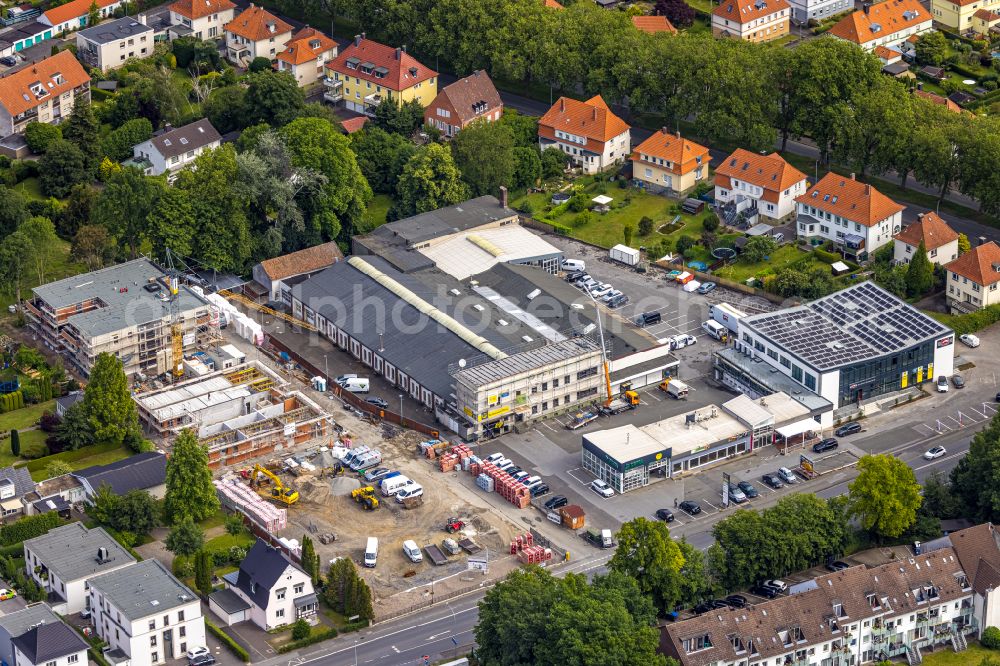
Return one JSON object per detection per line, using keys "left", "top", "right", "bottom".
{"left": 609, "top": 244, "right": 641, "bottom": 267}
{"left": 702, "top": 320, "right": 727, "bottom": 340}
{"left": 658, "top": 378, "right": 689, "bottom": 399}
{"left": 710, "top": 303, "right": 747, "bottom": 334}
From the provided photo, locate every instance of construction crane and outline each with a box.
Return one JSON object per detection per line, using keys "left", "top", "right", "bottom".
{"left": 217, "top": 290, "right": 318, "bottom": 332}
{"left": 162, "top": 249, "right": 185, "bottom": 378}
{"left": 249, "top": 464, "right": 299, "bottom": 505}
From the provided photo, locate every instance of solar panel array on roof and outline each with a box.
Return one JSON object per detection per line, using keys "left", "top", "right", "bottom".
{"left": 742, "top": 282, "right": 950, "bottom": 371}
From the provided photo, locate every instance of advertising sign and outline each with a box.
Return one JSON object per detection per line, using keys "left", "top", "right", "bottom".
{"left": 722, "top": 472, "right": 731, "bottom": 508}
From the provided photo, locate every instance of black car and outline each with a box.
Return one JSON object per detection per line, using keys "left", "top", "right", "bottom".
{"left": 835, "top": 422, "right": 862, "bottom": 437}
{"left": 190, "top": 656, "right": 216, "bottom": 666}
{"left": 544, "top": 495, "right": 568, "bottom": 510}
{"left": 953, "top": 375, "right": 966, "bottom": 389}
{"left": 565, "top": 271, "right": 585, "bottom": 282}
{"left": 635, "top": 311, "right": 662, "bottom": 327}
{"left": 995, "top": 391, "right": 1000, "bottom": 403}
{"left": 725, "top": 595, "right": 748, "bottom": 608}
{"left": 752, "top": 582, "right": 778, "bottom": 598}
{"left": 366, "top": 397, "right": 389, "bottom": 409}
{"left": 825, "top": 560, "right": 850, "bottom": 572}
{"left": 530, "top": 483, "right": 550, "bottom": 498}
{"left": 0, "top": 56, "right": 17, "bottom": 67}
{"left": 506, "top": 466, "right": 522, "bottom": 477}
{"left": 761, "top": 473, "right": 783, "bottom": 489}
{"left": 692, "top": 601, "right": 714, "bottom": 614}
{"left": 813, "top": 437, "right": 839, "bottom": 453}
{"left": 679, "top": 500, "right": 701, "bottom": 515}
{"left": 737, "top": 481, "right": 759, "bottom": 498}
{"left": 709, "top": 599, "right": 730, "bottom": 609}
{"left": 655, "top": 508, "right": 675, "bottom": 522}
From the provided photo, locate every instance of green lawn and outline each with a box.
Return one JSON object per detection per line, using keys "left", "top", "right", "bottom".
{"left": 0, "top": 400, "right": 54, "bottom": 432}
{"left": 921, "top": 643, "right": 995, "bottom": 665}
{"left": 12, "top": 178, "right": 44, "bottom": 202}
{"left": 363, "top": 193, "right": 392, "bottom": 231}
{"left": 23, "top": 442, "right": 132, "bottom": 481}
{"left": 514, "top": 178, "right": 715, "bottom": 253}
{"left": 1, "top": 240, "right": 86, "bottom": 310}
{"left": 715, "top": 245, "right": 814, "bottom": 282}
{"left": 204, "top": 532, "right": 255, "bottom": 553}
{"left": 198, "top": 511, "right": 227, "bottom": 531}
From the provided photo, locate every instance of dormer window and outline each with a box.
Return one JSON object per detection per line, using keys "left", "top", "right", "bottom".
{"left": 682, "top": 634, "right": 712, "bottom": 653}
{"left": 956, "top": 573, "right": 970, "bottom": 589}
{"left": 866, "top": 593, "right": 880, "bottom": 610}
{"left": 728, "top": 634, "right": 745, "bottom": 654}
{"left": 833, "top": 602, "right": 846, "bottom": 618}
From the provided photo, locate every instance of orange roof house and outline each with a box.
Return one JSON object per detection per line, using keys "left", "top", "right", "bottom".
{"left": 945, "top": 241, "right": 1000, "bottom": 286}
{"left": 0, "top": 50, "right": 91, "bottom": 136}
{"left": 276, "top": 27, "right": 337, "bottom": 86}
{"left": 325, "top": 35, "right": 438, "bottom": 114}
{"left": 795, "top": 173, "right": 904, "bottom": 228}
{"left": 538, "top": 95, "right": 631, "bottom": 174}
{"left": 714, "top": 148, "right": 807, "bottom": 220}
{"left": 224, "top": 4, "right": 292, "bottom": 42}
{"left": 631, "top": 15, "right": 678, "bottom": 34}
{"left": 913, "top": 88, "right": 963, "bottom": 113}
{"left": 893, "top": 212, "right": 958, "bottom": 250}
{"left": 828, "top": 0, "right": 932, "bottom": 50}
{"left": 711, "top": 0, "right": 791, "bottom": 43}
{"left": 42, "top": 0, "right": 123, "bottom": 31}
{"left": 631, "top": 129, "right": 709, "bottom": 195}
{"left": 168, "top": 0, "right": 236, "bottom": 20}
{"left": 544, "top": 0, "right": 565, "bottom": 8}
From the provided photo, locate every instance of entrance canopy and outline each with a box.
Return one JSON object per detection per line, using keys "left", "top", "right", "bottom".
{"left": 776, "top": 419, "right": 816, "bottom": 439}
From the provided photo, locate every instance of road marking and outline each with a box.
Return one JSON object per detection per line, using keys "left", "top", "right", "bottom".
{"left": 566, "top": 468, "right": 590, "bottom": 485}
{"left": 391, "top": 646, "right": 399, "bottom": 653}
{"left": 914, "top": 451, "right": 964, "bottom": 471}
{"left": 701, "top": 498, "right": 720, "bottom": 511}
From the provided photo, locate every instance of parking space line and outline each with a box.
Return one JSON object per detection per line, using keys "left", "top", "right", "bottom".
{"left": 566, "top": 468, "right": 591, "bottom": 485}
{"left": 701, "top": 498, "right": 720, "bottom": 511}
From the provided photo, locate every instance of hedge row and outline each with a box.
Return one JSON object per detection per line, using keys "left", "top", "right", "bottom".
{"left": 276, "top": 627, "right": 339, "bottom": 654}
{"left": 931, "top": 303, "right": 1000, "bottom": 336}
{"left": 0, "top": 512, "right": 62, "bottom": 546}
{"left": 23, "top": 442, "right": 123, "bottom": 473}
{"left": 205, "top": 620, "right": 250, "bottom": 662}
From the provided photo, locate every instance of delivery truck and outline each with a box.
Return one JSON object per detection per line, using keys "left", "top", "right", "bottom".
{"left": 702, "top": 320, "right": 727, "bottom": 340}
{"left": 710, "top": 303, "right": 747, "bottom": 334}
{"left": 658, "top": 378, "right": 689, "bottom": 399}
{"left": 599, "top": 391, "right": 640, "bottom": 416}
{"left": 584, "top": 528, "right": 615, "bottom": 549}
{"left": 566, "top": 411, "right": 599, "bottom": 430}
{"left": 609, "top": 244, "right": 641, "bottom": 267}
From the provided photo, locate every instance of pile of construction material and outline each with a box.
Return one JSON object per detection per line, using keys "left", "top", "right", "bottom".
{"left": 472, "top": 460, "right": 530, "bottom": 509}
{"left": 510, "top": 532, "right": 552, "bottom": 565}
{"left": 215, "top": 478, "right": 287, "bottom": 532}
{"left": 196, "top": 289, "right": 264, "bottom": 345}
{"left": 330, "top": 476, "right": 362, "bottom": 496}
{"left": 438, "top": 444, "right": 473, "bottom": 472}
{"left": 419, "top": 439, "right": 448, "bottom": 458}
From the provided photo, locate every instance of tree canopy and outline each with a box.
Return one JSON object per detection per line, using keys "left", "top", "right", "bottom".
{"left": 163, "top": 428, "right": 219, "bottom": 524}
{"left": 82, "top": 353, "right": 139, "bottom": 448}
{"left": 848, "top": 454, "right": 923, "bottom": 540}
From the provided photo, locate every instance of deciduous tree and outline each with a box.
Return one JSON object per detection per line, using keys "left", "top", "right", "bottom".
{"left": 24, "top": 122, "right": 62, "bottom": 154}
{"left": 55, "top": 402, "right": 95, "bottom": 451}
{"left": 92, "top": 166, "right": 165, "bottom": 258}
{"left": 393, "top": 143, "right": 467, "bottom": 220}
{"left": 39, "top": 140, "right": 91, "bottom": 198}
{"left": 164, "top": 429, "right": 219, "bottom": 524}
{"left": 82, "top": 352, "right": 138, "bottom": 448}
{"left": 349, "top": 127, "right": 416, "bottom": 194}
{"left": 19, "top": 216, "right": 60, "bottom": 285}
{"left": 848, "top": 454, "right": 922, "bottom": 540}
{"left": 452, "top": 119, "right": 516, "bottom": 197}
{"left": 0, "top": 186, "right": 29, "bottom": 238}
{"left": 654, "top": 0, "right": 694, "bottom": 28}
{"left": 71, "top": 224, "right": 115, "bottom": 271}
{"left": 165, "top": 516, "right": 204, "bottom": 557}
{"left": 244, "top": 71, "right": 305, "bottom": 127}
{"left": 741, "top": 235, "right": 777, "bottom": 263}
{"left": 0, "top": 230, "right": 33, "bottom": 304}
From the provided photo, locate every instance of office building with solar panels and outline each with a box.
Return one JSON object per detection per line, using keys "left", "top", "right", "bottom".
{"left": 715, "top": 282, "right": 954, "bottom": 426}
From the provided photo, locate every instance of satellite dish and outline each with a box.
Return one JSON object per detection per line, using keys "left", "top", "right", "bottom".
{"left": 458, "top": 359, "right": 466, "bottom": 368}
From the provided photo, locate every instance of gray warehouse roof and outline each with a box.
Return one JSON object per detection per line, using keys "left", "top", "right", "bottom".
{"left": 453, "top": 337, "right": 601, "bottom": 387}
{"left": 74, "top": 451, "right": 167, "bottom": 495}
{"left": 77, "top": 17, "right": 152, "bottom": 44}
{"left": 31, "top": 258, "right": 208, "bottom": 338}
{"left": 741, "top": 281, "right": 950, "bottom": 371}
{"left": 24, "top": 523, "right": 135, "bottom": 582}
{"left": 366, "top": 195, "right": 514, "bottom": 246}
{"left": 89, "top": 559, "right": 197, "bottom": 621}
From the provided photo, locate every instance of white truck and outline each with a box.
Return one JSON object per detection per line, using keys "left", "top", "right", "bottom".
{"left": 710, "top": 303, "right": 747, "bottom": 335}
{"left": 338, "top": 377, "right": 370, "bottom": 393}
{"left": 658, "top": 378, "right": 689, "bottom": 399}
{"left": 702, "top": 320, "right": 727, "bottom": 340}
{"left": 609, "top": 244, "right": 640, "bottom": 267}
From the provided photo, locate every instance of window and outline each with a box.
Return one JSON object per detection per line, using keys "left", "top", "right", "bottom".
{"left": 791, "top": 364, "right": 803, "bottom": 382}
{"left": 149, "top": 620, "right": 156, "bottom": 631}
{"left": 46, "top": 661, "right": 56, "bottom": 666}
{"left": 151, "top": 654, "right": 158, "bottom": 664}
{"left": 163, "top": 615, "right": 169, "bottom": 626}
{"left": 277, "top": 588, "right": 286, "bottom": 600}
{"left": 150, "top": 636, "right": 158, "bottom": 647}
{"left": 68, "top": 656, "right": 79, "bottom": 665}
{"left": 276, "top": 609, "right": 285, "bottom": 618}
{"left": 294, "top": 583, "right": 304, "bottom": 594}
{"left": 179, "top": 626, "right": 186, "bottom": 638}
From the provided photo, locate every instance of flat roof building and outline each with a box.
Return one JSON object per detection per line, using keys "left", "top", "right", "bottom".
{"left": 75, "top": 17, "right": 153, "bottom": 71}
{"left": 24, "top": 258, "right": 211, "bottom": 378}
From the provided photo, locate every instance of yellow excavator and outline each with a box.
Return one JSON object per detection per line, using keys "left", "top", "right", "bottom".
{"left": 249, "top": 464, "right": 299, "bottom": 505}
{"left": 351, "top": 486, "right": 379, "bottom": 511}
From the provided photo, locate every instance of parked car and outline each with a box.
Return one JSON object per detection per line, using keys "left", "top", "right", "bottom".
{"left": 186, "top": 648, "right": 211, "bottom": 661}
{"left": 366, "top": 397, "right": 389, "bottom": 409}
{"left": 709, "top": 599, "right": 730, "bottom": 609}
{"left": 679, "top": 500, "right": 701, "bottom": 515}
{"left": 0, "top": 56, "right": 17, "bottom": 67}
{"left": 692, "top": 601, "right": 714, "bottom": 614}
{"left": 655, "top": 508, "right": 675, "bottom": 522}
{"left": 995, "top": 391, "right": 1000, "bottom": 403}
{"left": 607, "top": 294, "right": 629, "bottom": 309}
{"left": 601, "top": 289, "right": 623, "bottom": 303}
{"left": 591, "top": 479, "right": 615, "bottom": 498}
{"left": 544, "top": 495, "right": 568, "bottom": 510}
{"left": 635, "top": 311, "right": 662, "bottom": 327}
{"left": 751, "top": 582, "right": 778, "bottom": 598}
{"left": 937, "top": 376, "right": 949, "bottom": 393}
{"left": 530, "top": 483, "right": 550, "bottom": 498}
{"left": 924, "top": 446, "right": 947, "bottom": 460}
{"left": 697, "top": 282, "right": 717, "bottom": 295}
{"left": 0, "top": 589, "right": 16, "bottom": 601}
{"left": 835, "top": 422, "right": 862, "bottom": 437}
{"left": 813, "top": 438, "right": 839, "bottom": 453}
{"left": 761, "top": 473, "right": 783, "bottom": 489}
{"left": 777, "top": 467, "right": 798, "bottom": 484}
{"left": 825, "top": 560, "right": 850, "bottom": 572}
{"left": 726, "top": 484, "right": 747, "bottom": 504}
{"left": 960, "top": 334, "right": 981, "bottom": 348}
{"left": 363, "top": 467, "right": 392, "bottom": 483}
{"left": 953, "top": 375, "right": 965, "bottom": 389}
{"left": 737, "top": 481, "right": 758, "bottom": 498}
{"left": 764, "top": 579, "right": 788, "bottom": 592}
{"left": 190, "top": 655, "right": 216, "bottom": 666}
{"left": 725, "top": 594, "right": 748, "bottom": 608}
{"left": 505, "top": 466, "right": 523, "bottom": 477}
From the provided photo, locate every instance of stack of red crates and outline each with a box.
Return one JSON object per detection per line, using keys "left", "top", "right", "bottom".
{"left": 509, "top": 532, "right": 534, "bottom": 553}
{"left": 439, "top": 454, "right": 458, "bottom": 472}
{"left": 517, "top": 546, "right": 552, "bottom": 565}
{"left": 475, "top": 462, "right": 529, "bottom": 508}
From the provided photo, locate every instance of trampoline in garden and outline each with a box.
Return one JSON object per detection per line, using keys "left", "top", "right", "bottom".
{"left": 712, "top": 247, "right": 736, "bottom": 260}
{"left": 687, "top": 261, "right": 708, "bottom": 271}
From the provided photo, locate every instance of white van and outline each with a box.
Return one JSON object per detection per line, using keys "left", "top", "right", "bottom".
{"left": 522, "top": 475, "right": 542, "bottom": 488}
{"left": 341, "top": 446, "right": 371, "bottom": 468}
{"left": 561, "top": 259, "right": 586, "bottom": 272}
{"left": 702, "top": 320, "right": 727, "bottom": 340}
{"left": 395, "top": 484, "right": 424, "bottom": 503}
{"left": 402, "top": 539, "right": 423, "bottom": 563}
{"left": 335, "top": 373, "right": 357, "bottom": 385}
{"left": 351, "top": 450, "right": 382, "bottom": 471}
{"left": 484, "top": 453, "right": 505, "bottom": 464}
{"left": 364, "top": 537, "right": 378, "bottom": 568}
{"left": 381, "top": 475, "right": 414, "bottom": 496}
{"left": 340, "top": 377, "right": 370, "bottom": 393}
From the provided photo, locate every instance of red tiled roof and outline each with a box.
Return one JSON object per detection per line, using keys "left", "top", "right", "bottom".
{"left": 974, "top": 8, "right": 1000, "bottom": 20}
{"left": 713, "top": 0, "right": 790, "bottom": 23}
{"left": 538, "top": 95, "right": 630, "bottom": 143}
{"left": 544, "top": 0, "right": 564, "bottom": 8}
{"left": 340, "top": 116, "right": 367, "bottom": 134}
{"left": 873, "top": 45, "right": 902, "bottom": 61}
{"left": 258, "top": 242, "right": 343, "bottom": 280}
{"left": 714, "top": 148, "right": 806, "bottom": 194}
{"left": 44, "top": 0, "right": 118, "bottom": 26}
{"left": 829, "top": 0, "right": 931, "bottom": 45}
{"left": 948, "top": 523, "right": 1000, "bottom": 594}
{"left": 224, "top": 4, "right": 292, "bottom": 43}
{"left": 914, "top": 90, "right": 961, "bottom": 113}
{"left": 631, "top": 15, "right": 678, "bottom": 34}
{"left": 168, "top": 0, "right": 235, "bottom": 21}
{"left": 427, "top": 70, "right": 502, "bottom": 126}
{"left": 893, "top": 212, "right": 959, "bottom": 250}
{"left": 795, "top": 172, "right": 904, "bottom": 227}
{"left": 0, "top": 50, "right": 90, "bottom": 118}
{"left": 631, "top": 129, "right": 709, "bottom": 175}
{"left": 276, "top": 27, "right": 336, "bottom": 66}
{"left": 326, "top": 37, "right": 436, "bottom": 93}
{"left": 945, "top": 241, "right": 1000, "bottom": 286}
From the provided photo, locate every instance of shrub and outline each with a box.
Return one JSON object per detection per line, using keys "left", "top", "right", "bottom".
{"left": 638, "top": 216, "right": 654, "bottom": 236}
{"left": 172, "top": 554, "right": 192, "bottom": 578}
{"left": 982, "top": 626, "right": 1000, "bottom": 649}
{"left": 205, "top": 620, "right": 250, "bottom": 661}
{"left": 291, "top": 619, "right": 310, "bottom": 641}
{"left": 0, "top": 511, "right": 62, "bottom": 546}
{"left": 277, "top": 627, "right": 338, "bottom": 653}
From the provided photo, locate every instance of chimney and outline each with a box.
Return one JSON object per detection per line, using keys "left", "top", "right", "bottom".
{"left": 592, "top": 107, "right": 597, "bottom": 120}
{"left": 978, "top": 235, "right": 988, "bottom": 246}
{"left": 865, "top": 184, "right": 871, "bottom": 195}
{"left": 560, "top": 98, "right": 565, "bottom": 112}
{"left": 676, "top": 130, "right": 681, "bottom": 139}
{"left": 661, "top": 126, "right": 669, "bottom": 135}
{"left": 863, "top": 2, "right": 870, "bottom": 14}
{"left": 917, "top": 212, "right": 925, "bottom": 220}
{"left": 499, "top": 186, "right": 508, "bottom": 208}
{"left": 353, "top": 34, "right": 361, "bottom": 46}
{"left": 401, "top": 45, "right": 406, "bottom": 52}
{"left": 395, "top": 47, "right": 401, "bottom": 60}
{"left": 850, "top": 173, "right": 855, "bottom": 180}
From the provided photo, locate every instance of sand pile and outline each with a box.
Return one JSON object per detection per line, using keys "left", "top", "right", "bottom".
{"left": 330, "top": 476, "right": 362, "bottom": 496}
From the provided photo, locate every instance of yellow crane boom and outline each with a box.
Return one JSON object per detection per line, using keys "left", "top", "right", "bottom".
{"left": 218, "top": 290, "right": 317, "bottom": 331}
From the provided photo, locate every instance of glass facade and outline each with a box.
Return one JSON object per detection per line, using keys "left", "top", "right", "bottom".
{"left": 838, "top": 341, "right": 934, "bottom": 406}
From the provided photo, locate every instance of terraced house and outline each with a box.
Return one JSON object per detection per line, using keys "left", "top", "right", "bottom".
{"left": 538, "top": 95, "right": 631, "bottom": 174}
{"left": 711, "top": 0, "right": 792, "bottom": 43}
{"left": 829, "top": 0, "right": 933, "bottom": 52}
{"left": 630, "top": 129, "right": 710, "bottom": 197}
{"left": 325, "top": 35, "right": 438, "bottom": 115}
{"left": 714, "top": 148, "right": 807, "bottom": 222}
{"left": 0, "top": 50, "right": 90, "bottom": 140}
{"left": 661, "top": 522, "right": 1000, "bottom": 666}
{"left": 795, "top": 172, "right": 904, "bottom": 262}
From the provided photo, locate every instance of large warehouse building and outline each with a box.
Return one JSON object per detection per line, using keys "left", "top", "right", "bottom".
{"left": 715, "top": 281, "right": 954, "bottom": 425}
{"left": 582, "top": 391, "right": 822, "bottom": 493}
{"left": 292, "top": 196, "right": 678, "bottom": 438}
{"left": 24, "top": 258, "right": 212, "bottom": 378}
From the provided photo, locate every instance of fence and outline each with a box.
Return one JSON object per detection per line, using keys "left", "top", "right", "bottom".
{"left": 264, "top": 334, "right": 441, "bottom": 438}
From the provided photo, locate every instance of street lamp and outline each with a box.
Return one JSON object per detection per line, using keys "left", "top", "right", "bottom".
{"left": 582, "top": 290, "right": 610, "bottom": 402}
{"left": 399, "top": 394, "right": 404, "bottom": 419}
{"left": 324, "top": 355, "right": 328, "bottom": 381}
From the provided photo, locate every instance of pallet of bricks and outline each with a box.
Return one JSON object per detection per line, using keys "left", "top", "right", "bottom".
{"left": 420, "top": 439, "right": 449, "bottom": 459}
{"left": 472, "top": 460, "right": 530, "bottom": 508}
{"left": 510, "top": 532, "right": 552, "bottom": 565}
{"left": 438, "top": 444, "right": 473, "bottom": 472}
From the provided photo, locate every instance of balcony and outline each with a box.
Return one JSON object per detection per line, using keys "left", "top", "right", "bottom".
{"left": 323, "top": 78, "right": 343, "bottom": 103}
{"left": 79, "top": 49, "right": 99, "bottom": 67}
{"left": 363, "top": 92, "right": 383, "bottom": 116}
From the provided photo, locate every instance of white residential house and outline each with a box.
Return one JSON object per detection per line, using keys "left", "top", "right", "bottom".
{"left": 127, "top": 118, "right": 221, "bottom": 179}
{"left": 944, "top": 240, "right": 1000, "bottom": 314}
{"left": 167, "top": 0, "right": 236, "bottom": 41}
{"left": 538, "top": 95, "right": 631, "bottom": 175}
{"left": 795, "top": 172, "right": 904, "bottom": 261}
{"left": 893, "top": 212, "right": 960, "bottom": 266}
{"left": 224, "top": 4, "right": 293, "bottom": 66}
{"left": 0, "top": 605, "right": 88, "bottom": 666}
{"left": 89, "top": 559, "right": 205, "bottom": 666}
{"left": 23, "top": 523, "right": 136, "bottom": 615}
{"left": 75, "top": 18, "right": 154, "bottom": 72}
{"left": 213, "top": 540, "right": 317, "bottom": 630}
{"left": 713, "top": 148, "right": 808, "bottom": 222}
